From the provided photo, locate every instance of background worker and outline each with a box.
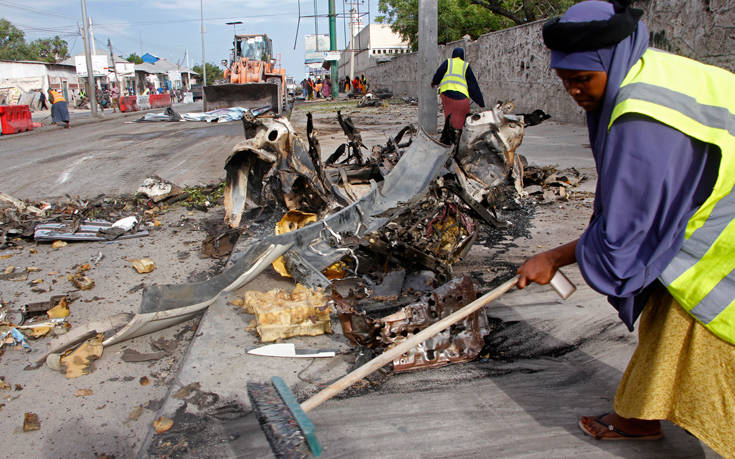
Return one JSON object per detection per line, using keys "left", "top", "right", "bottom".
{"left": 48, "top": 88, "right": 70, "bottom": 128}
{"left": 431, "top": 47, "right": 485, "bottom": 144}
{"left": 517, "top": 1, "right": 734, "bottom": 456}
{"left": 110, "top": 84, "right": 121, "bottom": 113}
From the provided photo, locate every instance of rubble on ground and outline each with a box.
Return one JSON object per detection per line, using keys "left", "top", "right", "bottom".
{"left": 2, "top": 102, "right": 573, "bottom": 380}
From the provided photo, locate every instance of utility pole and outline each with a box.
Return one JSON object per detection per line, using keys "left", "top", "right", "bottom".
{"left": 328, "top": 0, "right": 338, "bottom": 95}
{"left": 80, "top": 0, "right": 98, "bottom": 116}
{"left": 107, "top": 38, "right": 120, "bottom": 88}
{"left": 89, "top": 17, "right": 96, "bottom": 56}
{"left": 349, "top": 6, "right": 356, "bottom": 81}
{"left": 185, "top": 49, "right": 191, "bottom": 90}
{"left": 418, "top": 0, "right": 438, "bottom": 134}
{"left": 200, "top": 0, "right": 207, "bottom": 87}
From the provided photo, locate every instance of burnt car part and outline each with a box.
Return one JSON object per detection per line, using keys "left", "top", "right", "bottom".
{"left": 102, "top": 126, "right": 452, "bottom": 346}
{"left": 75, "top": 106, "right": 524, "bottom": 348}
{"left": 337, "top": 275, "right": 487, "bottom": 372}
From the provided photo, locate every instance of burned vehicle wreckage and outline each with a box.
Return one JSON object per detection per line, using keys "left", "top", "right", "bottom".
{"left": 39, "top": 105, "right": 535, "bottom": 374}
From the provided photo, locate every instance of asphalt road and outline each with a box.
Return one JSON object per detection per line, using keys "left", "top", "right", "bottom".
{"left": 1, "top": 103, "right": 242, "bottom": 201}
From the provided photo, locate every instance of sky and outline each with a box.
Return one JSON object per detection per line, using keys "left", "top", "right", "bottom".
{"left": 1, "top": 0, "right": 377, "bottom": 79}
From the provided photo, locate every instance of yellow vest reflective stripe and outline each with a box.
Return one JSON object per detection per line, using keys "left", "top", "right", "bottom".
{"left": 610, "top": 48, "right": 735, "bottom": 344}
{"left": 439, "top": 57, "right": 470, "bottom": 98}
{"left": 49, "top": 90, "right": 65, "bottom": 103}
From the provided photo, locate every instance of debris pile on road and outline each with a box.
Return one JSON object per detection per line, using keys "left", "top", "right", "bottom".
{"left": 0, "top": 180, "right": 226, "bottom": 250}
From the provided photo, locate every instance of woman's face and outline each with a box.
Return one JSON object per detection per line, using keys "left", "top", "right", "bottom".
{"left": 555, "top": 69, "right": 608, "bottom": 112}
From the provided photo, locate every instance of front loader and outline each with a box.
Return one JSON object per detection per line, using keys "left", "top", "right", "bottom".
{"left": 203, "top": 33, "right": 286, "bottom": 114}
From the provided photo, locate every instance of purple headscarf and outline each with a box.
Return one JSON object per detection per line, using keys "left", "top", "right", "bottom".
{"left": 549, "top": 1, "right": 648, "bottom": 162}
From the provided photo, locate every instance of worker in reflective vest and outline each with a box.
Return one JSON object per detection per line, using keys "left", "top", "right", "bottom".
{"left": 48, "top": 88, "right": 70, "bottom": 128}
{"left": 516, "top": 1, "right": 735, "bottom": 454}
{"left": 431, "top": 47, "right": 485, "bottom": 144}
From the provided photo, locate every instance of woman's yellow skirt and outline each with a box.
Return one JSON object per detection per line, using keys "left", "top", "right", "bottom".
{"left": 615, "top": 289, "right": 735, "bottom": 457}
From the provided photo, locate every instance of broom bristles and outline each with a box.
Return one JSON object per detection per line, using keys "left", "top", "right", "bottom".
{"left": 247, "top": 377, "right": 322, "bottom": 458}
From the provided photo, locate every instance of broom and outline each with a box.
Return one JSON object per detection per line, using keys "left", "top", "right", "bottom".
{"left": 247, "top": 272, "right": 575, "bottom": 457}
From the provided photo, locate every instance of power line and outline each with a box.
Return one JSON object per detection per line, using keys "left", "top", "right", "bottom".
{"left": 0, "top": 0, "right": 78, "bottom": 20}
{"left": 91, "top": 13, "right": 292, "bottom": 27}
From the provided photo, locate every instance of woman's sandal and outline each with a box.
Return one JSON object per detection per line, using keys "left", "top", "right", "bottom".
{"left": 579, "top": 413, "right": 663, "bottom": 441}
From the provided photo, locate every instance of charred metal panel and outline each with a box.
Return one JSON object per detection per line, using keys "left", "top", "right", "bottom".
{"left": 380, "top": 275, "right": 483, "bottom": 372}
{"left": 336, "top": 276, "right": 486, "bottom": 372}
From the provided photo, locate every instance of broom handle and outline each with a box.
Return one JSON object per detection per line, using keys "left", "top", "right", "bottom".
{"left": 300, "top": 275, "right": 519, "bottom": 412}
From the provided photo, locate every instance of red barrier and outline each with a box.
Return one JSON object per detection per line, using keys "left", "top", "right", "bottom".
{"left": 148, "top": 94, "right": 172, "bottom": 109}
{"left": 0, "top": 105, "right": 33, "bottom": 135}
{"left": 119, "top": 96, "right": 139, "bottom": 112}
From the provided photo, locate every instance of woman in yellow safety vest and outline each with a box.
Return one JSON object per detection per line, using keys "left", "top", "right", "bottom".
{"left": 48, "top": 89, "right": 70, "bottom": 128}
{"left": 517, "top": 1, "right": 734, "bottom": 455}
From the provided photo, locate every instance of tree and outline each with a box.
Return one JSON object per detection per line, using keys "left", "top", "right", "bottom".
{"left": 0, "top": 19, "right": 69, "bottom": 62}
{"left": 126, "top": 53, "right": 143, "bottom": 64}
{"left": 376, "top": 0, "right": 572, "bottom": 50}
{"left": 192, "top": 62, "right": 224, "bottom": 85}
{"left": 0, "top": 18, "right": 32, "bottom": 61}
{"left": 29, "top": 36, "right": 69, "bottom": 63}
{"left": 470, "top": 0, "right": 574, "bottom": 25}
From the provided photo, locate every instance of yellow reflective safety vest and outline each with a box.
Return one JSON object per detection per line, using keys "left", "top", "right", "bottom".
{"left": 49, "top": 90, "right": 65, "bottom": 103}
{"left": 610, "top": 48, "right": 735, "bottom": 344}
{"left": 439, "top": 57, "right": 469, "bottom": 98}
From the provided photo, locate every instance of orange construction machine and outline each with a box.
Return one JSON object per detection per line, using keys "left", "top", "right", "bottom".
{"left": 203, "top": 33, "right": 286, "bottom": 113}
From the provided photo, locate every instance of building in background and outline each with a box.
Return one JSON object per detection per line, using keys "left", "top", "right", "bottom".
{"left": 0, "top": 59, "right": 78, "bottom": 109}
{"left": 338, "top": 24, "right": 409, "bottom": 82}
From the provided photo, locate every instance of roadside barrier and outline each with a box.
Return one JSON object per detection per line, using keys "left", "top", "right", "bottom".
{"left": 137, "top": 95, "right": 151, "bottom": 111}
{"left": 0, "top": 104, "right": 33, "bottom": 135}
{"left": 119, "top": 96, "right": 139, "bottom": 112}
{"left": 149, "top": 94, "right": 172, "bottom": 109}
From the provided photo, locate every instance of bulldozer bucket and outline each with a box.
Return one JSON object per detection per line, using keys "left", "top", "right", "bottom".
{"left": 203, "top": 82, "right": 282, "bottom": 113}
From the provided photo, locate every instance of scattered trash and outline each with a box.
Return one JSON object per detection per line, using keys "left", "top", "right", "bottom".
{"left": 136, "top": 106, "right": 184, "bottom": 122}
{"left": 131, "top": 258, "right": 155, "bottom": 274}
{"left": 153, "top": 416, "right": 174, "bottom": 434}
{"left": 111, "top": 216, "right": 139, "bottom": 232}
{"left": 35, "top": 220, "right": 149, "bottom": 243}
{"left": 69, "top": 268, "right": 95, "bottom": 290}
{"left": 137, "top": 176, "right": 186, "bottom": 203}
{"left": 140, "top": 376, "right": 150, "bottom": 386}
{"left": 239, "top": 284, "right": 331, "bottom": 342}
{"left": 121, "top": 349, "right": 166, "bottom": 362}
{"left": 59, "top": 333, "right": 104, "bottom": 378}
{"left": 23, "top": 412, "right": 40, "bottom": 432}
{"left": 20, "top": 295, "right": 75, "bottom": 325}
{"left": 357, "top": 93, "right": 384, "bottom": 108}
{"left": 75, "top": 389, "right": 93, "bottom": 397}
{"left": 0, "top": 327, "right": 32, "bottom": 352}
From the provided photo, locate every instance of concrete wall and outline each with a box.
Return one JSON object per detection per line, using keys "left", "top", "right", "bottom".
{"left": 362, "top": 0, "right": 735, "bottom": 124}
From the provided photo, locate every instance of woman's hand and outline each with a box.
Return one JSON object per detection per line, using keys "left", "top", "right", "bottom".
{"left": 517, "top": 240, "right": 578, "bottom": 289}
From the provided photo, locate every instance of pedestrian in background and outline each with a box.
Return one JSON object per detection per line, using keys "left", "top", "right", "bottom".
{"left": 48, "top": 88, "right": 70, "bottom": 128}
{"left": 518, "top": 1, "right": 735, "bottom": 455}
{"left": 431, "top": 47, "right": 485, "bottom": 144}
{"left": 322, "top": 76, "right": 332, "bottom": 99}
{"left": 38, "top": 91, "right": 48, "bottom": 110}
{"left": 110, "top": 84, "right": 121, "bottom": 113}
